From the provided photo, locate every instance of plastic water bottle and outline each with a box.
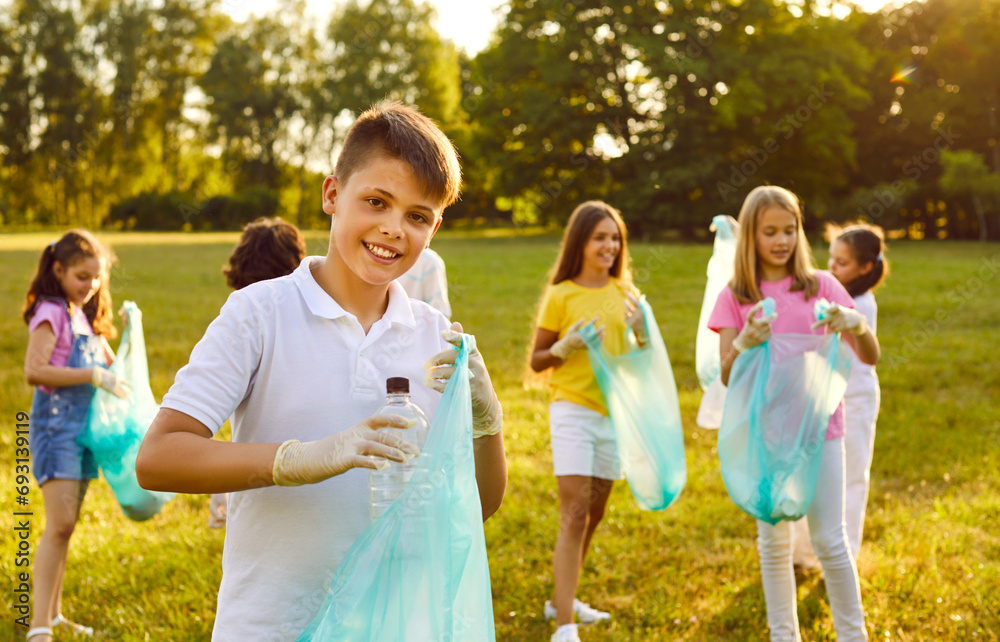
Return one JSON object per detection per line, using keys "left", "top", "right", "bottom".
{"left": 368, "top": 377, "right": 429, "bottom": 520}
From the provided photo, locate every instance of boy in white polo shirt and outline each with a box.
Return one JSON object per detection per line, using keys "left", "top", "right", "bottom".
{"left": 136, "top": 101, "right": 507, "bottom": 640}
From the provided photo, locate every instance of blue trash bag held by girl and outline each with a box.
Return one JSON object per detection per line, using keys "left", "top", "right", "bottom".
{"left": 717, "top": 299, "right": 852, "bottom": 525}
{"left": 696, "top": 215, "right": 739, "bottom": 389}
{"left": 79, "top": 301, "right": 174, "bottom": 521}
{"left": 696, "top": 215, "right": 739, "bottom": 429}
{"left": 298, "top": 335, "right": 495, "bottom": 642}
{"left": 580, "top": 298, "right": 686, "bottom": 511}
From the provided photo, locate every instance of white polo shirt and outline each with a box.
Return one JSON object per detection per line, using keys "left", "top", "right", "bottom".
{"left": 397, "top": 247, "right": 451, "bottom": 318}
{"left": 160, "top": 256, "right": 450, "bottom": 641}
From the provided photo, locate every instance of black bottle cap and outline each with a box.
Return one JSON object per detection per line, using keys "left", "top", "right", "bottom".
{"left": 386, "top": 377, "right": 410, "bottom": 394}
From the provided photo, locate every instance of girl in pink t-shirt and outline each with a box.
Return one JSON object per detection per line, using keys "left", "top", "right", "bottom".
{"left": 22, "top": 230, "right": 126, "bottom": 642}
{"left": 708, "top": 186, "right": 880, "bottom": 642}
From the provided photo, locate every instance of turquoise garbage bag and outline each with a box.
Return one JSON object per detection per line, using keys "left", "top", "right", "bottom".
{"left": 298, "top": 335, "right": 495, "bottom": 641}
{"left": 717, "top": 299, "right": 852, "bottom": 525}
{"left": 696, "top": 215, "right": 739, "bottom": 390}
{"left": 79, "top": 301, "right": 174, "bottom": 521}
{"left": 696, "top": 215, "right": 738, "bottom": 429}
{"left": 580, "top": 298, "right": 686, "bottom": 511}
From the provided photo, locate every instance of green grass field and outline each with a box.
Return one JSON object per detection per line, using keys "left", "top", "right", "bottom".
{"left": 1, "top": 232, "right": 998, "bottom": 640}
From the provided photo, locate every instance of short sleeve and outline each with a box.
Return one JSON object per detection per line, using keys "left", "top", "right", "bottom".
{"left": 707, "top": 287, "right": 743, "bottom": 333}
{"left": 817, "top": 271, "right": 854, "bottom": 310}
{"left": 536, "top": 286, "right": 564, "bottom": 334}
{"left": 160, "top": 291, "right": 264, "bottom": 435}
{"left": 28, "top": 300, "right": 67, "bottom": 337}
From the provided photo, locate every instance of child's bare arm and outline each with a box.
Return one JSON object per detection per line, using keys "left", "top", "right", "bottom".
{"left": 719, "top": 327, "right": 740, "bottom": 386}
{"left": 136, "top": 408, "right": 279, "bottom": 494}
{"left": 474, "top": 431, "right": 506, "bottom": 521}
{"left": 24, "top": 323, "right": 95, "bottom": 388}
{"left": 136, "top": 409, "right": 419, "bottom": 494}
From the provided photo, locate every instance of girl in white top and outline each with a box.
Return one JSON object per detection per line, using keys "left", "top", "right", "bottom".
{"left": 827, "top": 223, "right": 889, "bottom": 556}
{"left": 794, "top": 223, "right": 889, "bottom": 568}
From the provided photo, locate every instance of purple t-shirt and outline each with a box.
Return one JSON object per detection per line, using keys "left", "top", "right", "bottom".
{"left": 707, "top": 271, "right": 854, "bottom": 440}
{"left": 28, "top": 300, "right": 94, "bottom": 393}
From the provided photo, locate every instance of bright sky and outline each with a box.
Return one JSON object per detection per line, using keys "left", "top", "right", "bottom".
{"left": 222, "top": 0, "right": 507, "bottom": 55}
{"left": 221, "top": 0, "right": 888, "bottom": 56}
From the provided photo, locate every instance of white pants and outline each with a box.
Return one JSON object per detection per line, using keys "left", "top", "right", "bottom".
{"left": 757, "top": 438, "right": 867, "bottom": 641}
{"left": 794, "top": 386, "right": 881, "bottom": 561}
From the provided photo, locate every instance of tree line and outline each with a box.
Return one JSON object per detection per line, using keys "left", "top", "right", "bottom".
{"left": 1, "top": 0, "right": 998, "bottom": 239}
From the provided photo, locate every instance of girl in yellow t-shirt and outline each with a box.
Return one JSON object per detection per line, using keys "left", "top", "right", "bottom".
{"left": 529, "top": 201, "right": 644, "bottom": 642}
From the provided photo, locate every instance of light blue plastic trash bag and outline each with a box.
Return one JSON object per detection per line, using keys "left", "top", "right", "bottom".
{"left": 580, "top": 298, "right": 686, "bottom": 511}
{"left": 717, "top": 298, "right": 852, "bottom": 525}
{"left": 696, "top": 215, "right": 738, "bottom": 429}
{"left": 79, "top": 301, "right": 174, "bottom": 521}
{"left": 298, "top": 334, "right": 495, "bottom": 642}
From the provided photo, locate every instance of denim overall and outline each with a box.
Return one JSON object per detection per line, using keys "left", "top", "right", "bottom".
{"left": 29, "top": 297, "right": 102, "bottom": 486}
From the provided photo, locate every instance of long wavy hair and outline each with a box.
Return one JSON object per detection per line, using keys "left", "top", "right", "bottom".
{"left": 22, "top": 230, "right": 117, "bottom": 339}
{"left": 524, "top": 201, "right": 633, "bottom": 389}
{"left": 730, "top": 186, "right": 817, "bottom": 304}
{"left": 549, "top": 200, "right": 632, "bottom": 285}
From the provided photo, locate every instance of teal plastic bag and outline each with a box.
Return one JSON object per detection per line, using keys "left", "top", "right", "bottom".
{"left": 717, "top": 299, "right": 852, "bottom": 525}
{"left": 580, "top": 298, "right": 686, "bottom": 511}
{"left": 696, "top": 215, "right": 739, "bottom": 390}
{"left": 298, "top": 335, "right": 495, "bottom": 641}
{"left": 79, "top": 301, "right": 174, "bottom": 521}
{"left": 696, "top": 216, "right": 739, "bottom": 429}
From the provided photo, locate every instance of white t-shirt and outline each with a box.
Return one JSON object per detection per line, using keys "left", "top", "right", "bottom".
{"left": 845, "top": 290, "right": 879, "bottom": 399}
{"left": 397, "top": 247, "right": 451, "bottom": 318}
{"left": 160, "top": 257, "right": 450, "bottom": 641}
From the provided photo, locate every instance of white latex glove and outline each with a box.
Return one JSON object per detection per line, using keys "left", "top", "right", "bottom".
{"left": 624, "top": 291, "right": 646, "bottom": 341}
{"left": 91, "top": 367, "right": 129, "bottom": 399}
{"left": 423, "top": 322, "right": 503, "bottom": 438}
{"left": 549, "top": 317, "right": 603, "bottom": 360}
{"left": 208, "top": 493, "right": 227, "bottom": 529}
{"left": 271, "top": 414, "right": 419, "bottom": 486}
{"left": 732, "top": 301, "right": 778, "bottom": 353}
{"left": 811, "top": 303, "right": 868, "bottom": 336}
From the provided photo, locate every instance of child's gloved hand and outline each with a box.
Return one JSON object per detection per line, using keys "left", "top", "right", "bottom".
{"left": 624, "top": 291, "right": 646, "bottom": 340}
{"left": 92, "top": 367, "right": 129, "bottom": 399}
{"left": 549, "top": 317, "right": 603, "bottom": 360}
{"left": 811, "top": 304, "right": 868, "bottom": 336}
{"left": 423, "top": 322, "right": 503, "bottom": 439}
{"left": 732, "top": 301, "right": 778, "bottom": 353}
{"left": 271, "top": 414, "right": 419, "bottom": 486}
{"left": 208, "top": 493, "right": 227, "bottom": 529}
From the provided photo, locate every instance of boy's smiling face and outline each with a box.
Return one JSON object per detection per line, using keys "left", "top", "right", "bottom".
{"left": 323, "top": 153, "right": 444, "bottom": 287}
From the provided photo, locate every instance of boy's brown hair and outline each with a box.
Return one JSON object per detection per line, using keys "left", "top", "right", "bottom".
{"left": 335, "top": 100, "right": 462, "bottom": 208}
{"left": 223, "top": 217, "right": 307, "bottom": 290}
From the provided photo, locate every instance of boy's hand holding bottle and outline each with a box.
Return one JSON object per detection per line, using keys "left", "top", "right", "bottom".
{"left": 423, "top": 322, "right": 503, "bottom": 439}
{"left": 271, "top": 415, "right": 419, "bottom": 486}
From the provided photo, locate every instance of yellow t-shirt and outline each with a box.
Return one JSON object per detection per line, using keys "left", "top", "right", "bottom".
{"left": 537, "top": 278, "right": 634, "bottom": 415}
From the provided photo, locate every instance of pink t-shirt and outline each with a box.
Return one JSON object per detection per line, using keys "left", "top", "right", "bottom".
{"left": 28, "top": 299, "right": 94, "bottom": 393}
{"left": 708, "top": 271, "right": 854, "bottom": 440}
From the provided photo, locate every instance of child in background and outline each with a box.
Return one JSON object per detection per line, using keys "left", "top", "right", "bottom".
{"left": 529, "top": 201, "right": 646, "bottom": 642}
{"left": 136, "top": 101, "right": 506, "bottom": 640}
{"left": 22, "top": 230, "right": 127, "bottom": 642}
{"left": 208, "top": 216, "right": 308, "bottom": 528}
{"left": 398, "top": 247, "right": 451, "bottom": 318}
{"left": 708, "top": 186, "right": 880, "bottom": 641}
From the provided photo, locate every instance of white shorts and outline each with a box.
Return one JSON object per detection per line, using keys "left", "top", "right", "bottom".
{"left": 549, "top": 401, "right": 623, "bottom": 480}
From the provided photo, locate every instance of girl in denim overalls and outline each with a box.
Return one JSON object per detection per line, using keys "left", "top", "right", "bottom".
{"left": 22, "top": 230, "right": 126, "bottom": 642}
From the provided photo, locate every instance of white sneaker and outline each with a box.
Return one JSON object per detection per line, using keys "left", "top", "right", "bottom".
{"left": 551, "top": 623, "right": 581, "bottom": 642}
{"left": 544, "top": 598, "right": 612, "bottom": 625}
